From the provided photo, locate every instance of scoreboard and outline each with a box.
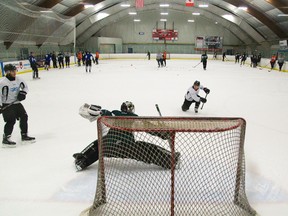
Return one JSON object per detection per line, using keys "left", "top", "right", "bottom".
{"left": 152, "top": 29, "right": 178, "bottom": 41}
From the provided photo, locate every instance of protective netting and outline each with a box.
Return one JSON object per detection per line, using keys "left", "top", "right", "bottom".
{"left": 81, "top": 117, "right": 256, "bottom": 216}
{"left": 0, "top": 0, "right": 75, "bottom": 45}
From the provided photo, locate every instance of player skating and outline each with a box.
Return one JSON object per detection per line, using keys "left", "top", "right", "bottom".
{"left": 201, "top": 52, "right": 208, "bottom": 70}
{"left": 235, "top": 52, "right": 240, "bottom": 64}
{"left": 269, "top": 53, "right": 277, "bottom": 72}
{"left": 222, "top": 52, "right": 226, "bottom": 61}
{"left": 65, "top": 52, "right": 70, "bottom": 68}
{"left": 77, "top": 51, "right": 82, "bottom": 66}
{"left": 44, "top": 53, "right": 51, "bottom": 71}
{"left": 240, "top": 53, "right": 247, "bottom": 66}
{"left": 0, "top": 64, "right": 35, "bottom": 147}
{"left": 156, "top": 52, "right": 163, "bottom": 68}
{"left": 51, "top": 52, "right": 58, "bottom": 68}
{"left": 57, "top": 52, "right": 64, "bottom": 69}
{"left": 277, "top": 54, "right": 285, "bottom": 71}
{"left": 147, "top": 51, "right": 151, "bottom": 60}
{"left": 84, "top": 51, "right": 94, "bottom": 72}
{"left": 28, "top": 52, "right": 40, "bottom": 79}
{"left": 95, "top": 51, "right": 100, "bottom": 65}
{"left": 181, "top": 81, "right": 210, "bottom": 113}
{"left": 163, "top": 50, "right": 167, "bottom": 67}
{"left": 73, "top": 101, "right": 180, "bottom": 171}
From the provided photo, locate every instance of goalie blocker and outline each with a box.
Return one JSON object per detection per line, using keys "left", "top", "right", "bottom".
{"left": 74, "top": 101, "right": 180, "bottom": 171}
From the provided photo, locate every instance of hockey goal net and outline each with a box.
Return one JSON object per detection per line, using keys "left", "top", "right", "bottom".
{"left": 81, "top": 117, "right": 256, "bottom": 216}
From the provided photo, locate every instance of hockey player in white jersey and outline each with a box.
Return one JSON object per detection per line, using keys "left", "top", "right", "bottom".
{"left": 0, "top": 64, "right": 35, "bottom": 147}
{"left": 181, "top": 80, "right": 210, "bottom": 113}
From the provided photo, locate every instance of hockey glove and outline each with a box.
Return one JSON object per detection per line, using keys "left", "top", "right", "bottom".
{"left": 88, "top": 104, "right": 102, "bottom": 116}
{"left": 79, "top": 103, "right": 102, "bottom": 122}
{"left": 203, "top": 88, "right": 210, "bottom": 94}
{"left": 17, "top": 91, "right": 27, "bottom": 101}
{"left": 200, "top": 97, "right": 207, "bottom": 103}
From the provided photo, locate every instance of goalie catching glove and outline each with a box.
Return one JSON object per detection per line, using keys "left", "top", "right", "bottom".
{"left": 79, "top": 103, "right": 102, "bottom": 122}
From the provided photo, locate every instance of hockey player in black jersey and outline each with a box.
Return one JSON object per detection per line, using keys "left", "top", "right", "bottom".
{"left": 0, "top": 64, "right": 35, "bottom": 147}
{"left": 201, "top": 52, "right": 208, "bottom": 70}
{"left": 73, "top": 101, "right": 180, "bottom": 171}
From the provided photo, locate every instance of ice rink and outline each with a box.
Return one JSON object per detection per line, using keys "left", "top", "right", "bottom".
{"left": 0, "top": 58, "right": 288, "bottom": 216}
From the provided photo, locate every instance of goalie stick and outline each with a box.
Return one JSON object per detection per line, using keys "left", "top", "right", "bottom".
{"left": 155, "top": 104, "right": 162, "bottom": 116}
{"left": 155, "top": 104, "right": 179, "bottom": 169}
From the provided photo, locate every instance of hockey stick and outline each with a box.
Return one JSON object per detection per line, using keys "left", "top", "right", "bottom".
{"left": 155, "top": 104, "right": 162, "bottom": 116}
{"left": 193, "top": 62, "right": 201, "bottom": 68}
{"left": 259, "top": 62, "right": 270, "bottom": 70}
{"left": 0, "top": 100, "right": 18, "bottom": 114}
{"left": 201, "top": 94, "right": 208, "bottom": 110}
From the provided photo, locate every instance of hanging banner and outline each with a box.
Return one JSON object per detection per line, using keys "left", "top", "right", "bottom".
{"left": 195, "top": 36, "right": 223, "bottom": 50}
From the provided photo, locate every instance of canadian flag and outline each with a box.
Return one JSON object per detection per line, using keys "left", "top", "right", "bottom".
{"left": 186, "top": 0, "right": 195, "bottom": 7}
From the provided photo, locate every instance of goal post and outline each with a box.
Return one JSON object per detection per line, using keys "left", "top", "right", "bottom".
{"left": 81, "top": 117, "right": 256, "bottom": 216}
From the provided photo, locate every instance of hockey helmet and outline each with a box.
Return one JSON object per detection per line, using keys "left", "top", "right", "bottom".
{"left": 4, "top": 64, "right": 17, "bottom": 73}
{"left": 121, "top": 101, "right": 135, "bottom": 113}
{"left": 194, "top": 80, "right": 200, "bottom": 86}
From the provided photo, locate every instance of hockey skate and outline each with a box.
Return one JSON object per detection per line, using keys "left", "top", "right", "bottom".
{"left": 21, "top": 133, "right": 36, "bottom": 144}
{"left": 2, "top": 135, "right": 16, "bottom": 148}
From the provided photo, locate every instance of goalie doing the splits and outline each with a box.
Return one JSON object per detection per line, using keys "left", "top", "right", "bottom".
{"left": 73, "top": 101, "right": 180, "bottom": 171}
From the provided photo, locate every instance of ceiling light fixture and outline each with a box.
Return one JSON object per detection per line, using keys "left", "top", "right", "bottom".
{"left": 199, "top": 4, "right": 209, "bottom": 8}
{"left": 121, "top": 4, "right": 130, "bottom": 7}
{"left": 161, "top": 12, "right": 169, "bottom": 15}
{"left": 129, "top": 12, "right": 137, "bottom": 15}
{"left": 238, "top": 6, "right": 247, "bottom": 10}
{"left": 188, "top": 20, "right": 195, "bottom": 22}
{"left": 40, "top": 10, "right": 53, "bottom": 13}
{"left": 160, "top": 4, "right": 169, "bottom": 7}
{"left": 134, "top": 19, "right": 141, "bottom": 22}
{"left": 222, "top": 14, "right": 234, "bottom": 22}
{"left": 97, "top": 12, "right": 109, "bottom": 19}
{"left": 84, "top": 4, "right": 94, "bottom": 9}
{"left": 192, "top": 12, "right": 200, "bottom": 15}
{"left": 160, "top": 19, "right": 167, "bottom": 22}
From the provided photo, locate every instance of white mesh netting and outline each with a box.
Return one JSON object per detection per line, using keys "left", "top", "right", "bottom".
{"left": 81, "top": 117, "right": 256, "bottom": 216}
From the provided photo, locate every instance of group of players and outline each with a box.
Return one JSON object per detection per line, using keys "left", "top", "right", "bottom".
{"left": 0, "top": 61, "right": 210, "bottom": 175}
{"left": 73, "top": 80, "right": 210, "bottom": 171}
{"left": 43, "top": 51, "right": 71, "bottom": 71}
{"left": 154, "top": 51, "right": 167, "bottom": 67}
{"left": 28, "top": 50, "right": 101, "bottom": 79}
{"left": 77, "top": 51, "right": 100, "bottom": 72}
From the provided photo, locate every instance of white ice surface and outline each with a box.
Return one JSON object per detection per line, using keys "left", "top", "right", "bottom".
{"left": 0, "top": 59, "right": 288, "bottom": 216}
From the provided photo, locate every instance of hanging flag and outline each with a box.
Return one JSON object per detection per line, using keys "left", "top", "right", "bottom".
{"left": 186, "top": 0, "right": 195, "bottom": 7}
{"left": 135, "top": 0, "right": 144, "bottom": 8}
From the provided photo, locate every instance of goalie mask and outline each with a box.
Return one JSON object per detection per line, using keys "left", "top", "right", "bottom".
{"left": 121, "top": 101, "right": 135, "bottom": 113}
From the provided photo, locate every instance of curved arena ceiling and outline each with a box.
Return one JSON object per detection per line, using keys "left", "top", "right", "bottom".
{"left": 0, "top": 0, "right": 288, "bottom": 46}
